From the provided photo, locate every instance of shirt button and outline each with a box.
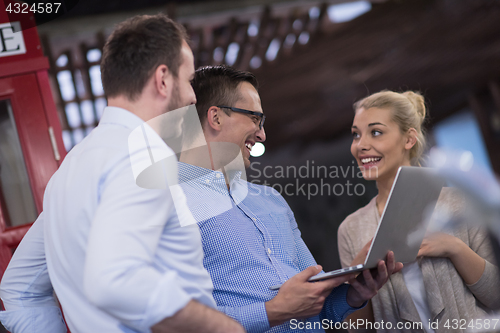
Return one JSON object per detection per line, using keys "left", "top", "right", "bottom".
{"left": 205, "top": 179, "right": 210, "bottom": 184}
{"left": 216, "top": 174, "right": 221, "bottom": 178}
{"left": 267, "top": 248, "right": 272, "bottom": 254}
{"left": 252, "top": 218, "right": 256, "bottom": 221}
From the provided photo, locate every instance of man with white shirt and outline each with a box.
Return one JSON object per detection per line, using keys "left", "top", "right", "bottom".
{"left": 0, "top": 14, "right": 243, "bottom": 333}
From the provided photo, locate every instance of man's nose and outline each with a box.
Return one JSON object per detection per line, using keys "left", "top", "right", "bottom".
{"left": 256, "top": 126, "right": 266, "bottom": 142}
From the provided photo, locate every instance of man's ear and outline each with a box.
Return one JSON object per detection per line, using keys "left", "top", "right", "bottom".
{"left": 154, "top": 64, "right": 172, "bottom": 97}
{"left": 206, "top": 106, "right": 223, "bottom": 131}
{"left": 405, "top": 128, "right": 418, "bottom": 150}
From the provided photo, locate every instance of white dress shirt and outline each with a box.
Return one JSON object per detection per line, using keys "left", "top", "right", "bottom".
{"left": 0, "top": 107, "right": 215, "bottom": 333}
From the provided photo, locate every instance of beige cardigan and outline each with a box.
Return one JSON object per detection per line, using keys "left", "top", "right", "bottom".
{"left": 338, "top": 188, "right": 500, "bottom": 332}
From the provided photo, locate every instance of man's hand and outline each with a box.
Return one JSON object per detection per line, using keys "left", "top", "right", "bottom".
{"left": 266, "top": 265, "right": 355, "bottom": 327}
{"left": 151, "top": 300, "right": 244, "bottom": 333}
{"left": 346, "top": 251, "right": 403, "bottom": 308}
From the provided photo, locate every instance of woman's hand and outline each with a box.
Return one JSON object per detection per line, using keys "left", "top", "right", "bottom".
{"left": 418, "top": 232, "right": 485, "bottom": 285}
{"left": 418, "top": 232, "right": 460, "bottom": 258}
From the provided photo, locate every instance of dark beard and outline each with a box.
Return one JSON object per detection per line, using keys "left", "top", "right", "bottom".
{"left": 167, "top": 79, "right": 182, "bottom": 112}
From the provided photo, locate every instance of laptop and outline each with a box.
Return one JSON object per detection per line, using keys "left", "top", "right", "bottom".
{"left": 269, "top": 166, "right": 445, "bottom": 290}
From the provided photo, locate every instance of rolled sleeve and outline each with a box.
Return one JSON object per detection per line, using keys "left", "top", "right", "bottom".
{"left": 0, "top": 307, "right": 67, "bottom": 333}
{"left": 219, "top": 302, "right": 270, "bottom": 333}
{"left": 126, "top": 271, "right": 192, "bottom": 331}
{"left": 321, "top": 284, "right": 366, "bottom": 322}
{"left": 0, "top": 214, "right": 66, "bottom": 332}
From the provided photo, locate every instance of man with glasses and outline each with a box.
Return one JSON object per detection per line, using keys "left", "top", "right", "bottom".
{"left": 218, "top": 106, "right": 266, "bottom": 129}
{"left": 179, "top": 65, "right": 400, "bottom": 332}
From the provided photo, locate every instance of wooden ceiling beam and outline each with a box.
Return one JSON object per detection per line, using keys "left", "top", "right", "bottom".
{"left": 254, "top": 0, "right": 500, "bottom": 150}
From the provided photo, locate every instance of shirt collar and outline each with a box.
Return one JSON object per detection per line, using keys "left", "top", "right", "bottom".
{"left": 178, "top": 162, "right": 243, "bottom": 186}
{"left": 98, "top": 106, "right": 146, "bottom": 130}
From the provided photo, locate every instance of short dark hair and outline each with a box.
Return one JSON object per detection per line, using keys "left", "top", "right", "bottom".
{"left": 191, "top": 65, "right": 259, "bottom": 124}
{"left": 101, "top": 14, "right": 188, "bottom": 100}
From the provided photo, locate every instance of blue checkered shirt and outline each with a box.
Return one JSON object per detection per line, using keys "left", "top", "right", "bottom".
{"left": 178, "top": 162, "right": 359, "bottom": 333}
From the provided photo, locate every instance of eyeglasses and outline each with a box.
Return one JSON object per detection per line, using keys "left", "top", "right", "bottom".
{"left": 217, "top": 105, "right": 266, "bottom": 130}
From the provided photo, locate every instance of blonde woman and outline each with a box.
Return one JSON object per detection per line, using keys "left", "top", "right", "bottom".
{"left": 338, "top": 90, "right": 500, "bottom": 332}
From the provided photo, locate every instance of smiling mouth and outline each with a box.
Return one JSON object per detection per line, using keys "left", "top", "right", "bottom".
{"left": 245, "top": 142, "right": 253, "bottom": 152}
{"left": 360, "top": 157, "right": 381, "bottom": 165}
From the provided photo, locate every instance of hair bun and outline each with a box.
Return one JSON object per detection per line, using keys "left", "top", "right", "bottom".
{"left": 403, "top": 91, "right": 426, "bottom": 122}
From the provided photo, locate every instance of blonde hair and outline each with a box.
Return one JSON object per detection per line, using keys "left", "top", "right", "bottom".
{"left": 353, "top": 90, "right": 427, "bottom": 165}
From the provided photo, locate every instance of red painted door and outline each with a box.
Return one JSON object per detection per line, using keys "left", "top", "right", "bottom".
{"left": 0, "top": 73, "right": 62, "bottom": 276}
